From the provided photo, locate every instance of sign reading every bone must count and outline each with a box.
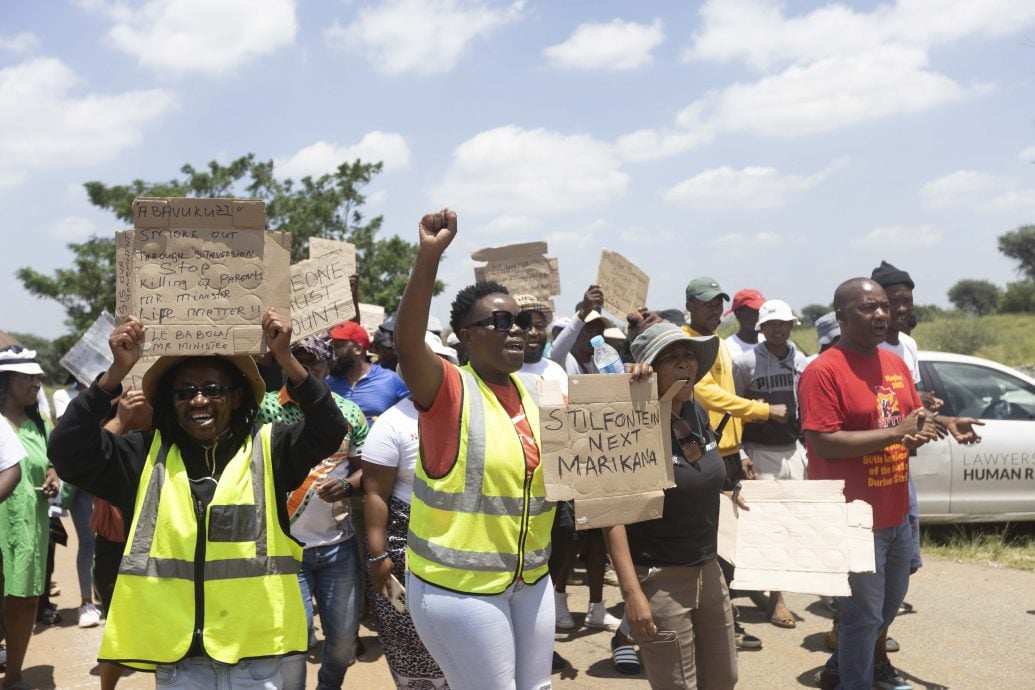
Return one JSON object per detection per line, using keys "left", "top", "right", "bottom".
{"left": 289, "top": 249, "right": 356, "bottom": 342}
{"left": 116, "top": 198, "right": 291, "bottom": 356}
{"left": 538, "top": 374, "right": 678, "bottom": 530}
{"left": 308, "top": 236, "right": 357, "bottom": 277}
{"left": 596, "top": 249, "right": 649, "bottom": 319}
{"left": 472, "top": 242, "right": 560, "bottom": 310}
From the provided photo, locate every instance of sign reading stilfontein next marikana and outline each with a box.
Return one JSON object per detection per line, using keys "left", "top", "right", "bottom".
{"left": 538, "top": 374, "right": 680, "bottom": 530}
{"left": 116, "top": 198, "right": 291, "bottom": 356}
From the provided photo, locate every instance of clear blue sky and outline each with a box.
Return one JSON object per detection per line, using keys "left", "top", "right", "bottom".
{"left": 3, "top": 0, "right": 1034, "bottom": 339}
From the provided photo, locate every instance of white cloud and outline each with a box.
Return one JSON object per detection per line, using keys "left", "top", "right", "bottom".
{"left": 619, "top": 46, "right": 964, "bottom": 161}
{"left": 851, "top": 224, "right": 942, "bottom": 249}
{"left": 546, "top": 230, "right": 595, "bottom": 250}
{"left": 0, "top": 32, "right": 41, "bottom": 53}
{"left": 49, "top": 216, "right": 97, "bottom": 241}
{"left": 366, "top": 190, "right": 388, "bottom": 206}
{"left": 544, "top": 19, "right": 664, "bottom": 71}
{"left": 1018, "top": 145, "right": 1035, "bottom": 162}
{"left": 920, "top": 169, "right": 1035, "bottom": 213}
{"left": 620, "top": 0, "right": 1035, "bottom": 162}
{"left": 477, "top": 215, "right": 542, "bottom": 235}
{"left": 687, "top": 0, "right": 1035, "bottom": 71}
{"left": 432, "top": 125, "right": 628, "bottom": 215}
{"left": 327, "top": 0, "right": 523, "bottom": 76}
{"left": 0, "top": 57, "right": 176, "bottom": 187}
{"left": 663, "top": 162, "right": 838, "bottom": 209}
{"left": 276, "top": 132, "right": 411, "bottom": 179}
{"left": 81, "top": 0, "right": 297, "bottom": 76}
{"left": 707, "top": 231, "right": 781, "bottom": 254}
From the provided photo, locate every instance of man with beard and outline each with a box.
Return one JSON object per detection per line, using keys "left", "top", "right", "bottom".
{"left": 514, "top": 295, "right": 568, "bottom": 396}
{"left": 327, "top": 321, "right": 409, "bottom": 425}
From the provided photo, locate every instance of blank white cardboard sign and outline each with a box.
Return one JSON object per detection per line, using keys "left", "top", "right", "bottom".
{"left": 718, "top": 480, "right": 875, "bottom": 597}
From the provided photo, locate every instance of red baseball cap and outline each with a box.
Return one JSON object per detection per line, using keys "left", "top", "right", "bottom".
{"left": 329, "top": 321, "right": 371, "bottom": 350}
{"left": 723, "top": 288, "right": 766, "bottom": 316}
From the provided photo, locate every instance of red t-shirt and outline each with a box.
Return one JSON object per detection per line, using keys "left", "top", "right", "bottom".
{"left": 799, "top": 347, "right": 920, "bottom": 529}
{"left": 417, "top": 358, "right": 540, "bottom": 478}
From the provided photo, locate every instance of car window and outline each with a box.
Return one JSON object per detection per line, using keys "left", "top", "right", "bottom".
{"left": 928, "top": 361, "right": 1035, "bottom": 420}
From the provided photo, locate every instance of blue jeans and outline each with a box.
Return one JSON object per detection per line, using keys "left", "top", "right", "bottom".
{"left": 70, "top": 489, "right": 96, "bottom": 601}
{"left": 826, "top": 518, "right": 913, "bottom": 690}
{"left": 281, "top": 538, "right": 361, "bottom": 690}
{"left": 156, "top": 656, "right": 283, "bottom": 689}
{"left": 407, "top": 572, "right": 554, "bottom": 690}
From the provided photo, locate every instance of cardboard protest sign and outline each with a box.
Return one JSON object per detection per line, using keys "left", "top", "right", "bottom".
{"left": 308, "top": 237, "right": 357, "bottom": 276}
{"left": 116, "top": 198, "right": 291, "bottom": 356}
{"left": 289, "top": 250, "right": 356, "bottom": 342}
{"left": 718, "top": 480, "right": 876, "bottom": 596}
{"left": 596, "top": 249, "right": 649, "bottom": 319}
{"left": 538, "top": 374, "right": 678, "bottom": 530}
{"left": 125, "top": 355, "right": 161, "bottom": 392}
{"left": 59, "top": 312, "right": 116, "bottom": 385}
{"left": 358, "top": 303, "right": 385, "bottom": 335}
{"left": 472, "top": 242, "right": 560, "bottom": 309}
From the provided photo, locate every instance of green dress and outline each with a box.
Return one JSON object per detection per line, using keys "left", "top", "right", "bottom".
{"left": 0, "top": 418, "right": 51, "bottom": 597}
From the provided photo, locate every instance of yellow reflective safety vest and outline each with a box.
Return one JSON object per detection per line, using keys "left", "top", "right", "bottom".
{"left": 99, "top": 426, "right": 307, "bottom": 671}
{"left": 408, "top": 365, "right": 556, "bottom": 595}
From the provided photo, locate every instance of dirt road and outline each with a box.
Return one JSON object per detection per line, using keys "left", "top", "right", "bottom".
{"left": 15, "top": 528, "right": 1035, "bottom": 688}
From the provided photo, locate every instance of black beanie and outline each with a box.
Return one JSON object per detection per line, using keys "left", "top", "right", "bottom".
{"left": 870, "top": 260, "right": 915, "bottom": 289}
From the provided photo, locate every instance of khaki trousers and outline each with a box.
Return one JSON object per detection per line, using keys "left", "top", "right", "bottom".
{"left": 635, "top": 558, "right": 737, "bottom": 690}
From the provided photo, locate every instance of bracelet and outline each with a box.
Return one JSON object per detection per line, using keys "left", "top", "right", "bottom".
{"left": 338, "top": 478, "right": 354, "bottom": 498}
{"left": 368, "top": 552, "right": 391, "bottom": 564}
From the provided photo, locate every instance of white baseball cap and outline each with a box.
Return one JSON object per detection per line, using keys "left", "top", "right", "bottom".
{"left": 756, "top": 300, "right": 799, "bottom": 330}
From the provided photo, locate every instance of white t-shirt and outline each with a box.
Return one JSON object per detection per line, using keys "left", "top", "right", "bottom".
{"left": 725, "top": 333, "right": 764, "bottom": 358}
{"left": 1, "top": 420, "right": 27, "bottom": 473}
{"left": 879, "top": 332, "right": 921, "bottom": 384}
{"left": 361, "top": 398, "right": 419, "bottom": 504}
{"left": 520, "top": 358, "right": 569, "bottom": 396}
{"left": 52, "top": 387, "right": 78, "bottom": 420}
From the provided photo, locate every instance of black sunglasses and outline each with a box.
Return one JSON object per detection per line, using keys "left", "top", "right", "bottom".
{"left": 464, "top": 310, "right": 533, "bottom": 332}
{"left": 172, "top": 384, "right": 238, "bottom": 403}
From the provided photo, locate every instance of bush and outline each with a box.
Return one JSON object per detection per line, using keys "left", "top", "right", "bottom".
{"left": 919, "top": 317, "right": 995, "bottom": 355}
{"left": 799, "top": 303, "right": 831, "bottom": 326}
{"left": 948, "top": 279, "right": 1001, "bottom": 315}
{"left": 1000, "top": 280, "right": 1035, "bottom": 313}
{"left": 913, "top": 303, "right": 947, "bottom": 323}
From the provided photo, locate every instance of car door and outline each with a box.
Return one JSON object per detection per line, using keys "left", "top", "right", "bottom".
{"left": 913, "top": 363, "right": 953, "bottom": 518}
{"left": 923, "top": 359, "right": 1035, "bottom": 519}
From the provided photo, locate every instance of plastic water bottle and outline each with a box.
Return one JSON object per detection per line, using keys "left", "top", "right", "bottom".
{"left": 590, "top": 335, "right": 625, "bottom": 374}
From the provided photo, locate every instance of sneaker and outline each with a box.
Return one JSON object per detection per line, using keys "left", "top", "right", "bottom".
{"left": 885, "top": 636, "right": 900, "bottom": 653}
{"left": 78, "top": 603, "right": 102, "bottom": 628}
{"left": 602, "top": 564, "right": 619, "bottom": 587}
{"left": 734, "top": 621, "right": 762, "bottom": 650}
{"left": 873, "top": 660, "right": 912, "bottom": 690}
{"left": 585, "top": 601, "right": 621, "bottom": 631}
{"left": 610, "top": 634, "right": 641, "bottom": 675}
{"left": 37, "top": 606, "right": 62, "bottom": 625}
{"left": 554, "top": 591, "right": 575, "bottom": 630}
{"left": 813, "top": 667, "right": 839, "bottom": 690}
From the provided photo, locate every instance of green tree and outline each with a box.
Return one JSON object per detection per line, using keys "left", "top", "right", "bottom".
{"left": 947, "top": 279, "right": 1001, "bottom": 316}
{"left": 799, "top": 303, "right": 831, "bottom": 326}
{"left": 16, "top": 236, "right": 117, "bottom": 336}
{"left": 999, "top": 280, "right": 1035, "bottom": 313}
{"left": 998, "top": 225, "right": 1035, "bottom": 280}
{"left": 18, "top": 154, "right": 439, "bottom": 340}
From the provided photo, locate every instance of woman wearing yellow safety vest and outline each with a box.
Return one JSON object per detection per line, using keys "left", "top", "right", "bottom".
{"left": 49, "top": 307, "right": 348, "bottom": 688}
{"left": 393, "top": 209, "right": 556, "bottom": 689}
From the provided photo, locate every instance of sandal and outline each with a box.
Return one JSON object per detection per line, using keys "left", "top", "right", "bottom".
{"left": 611, "top": 633, "right": 641, "bottom": 675}
{"left": 768, "top": 598, "right": 797, "bottom": 629}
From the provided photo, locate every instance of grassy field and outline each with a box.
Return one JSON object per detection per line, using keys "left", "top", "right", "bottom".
{"left": 921, "top": 523, "right": 1035, "bottom": 572}
{"left": 719, "top": 313, "right": 1035, "bottom": 367}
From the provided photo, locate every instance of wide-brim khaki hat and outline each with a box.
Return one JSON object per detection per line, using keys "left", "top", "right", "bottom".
{"left": 630, "top": 323, "right": 719, "bottom": 384}
{"left": 141, "top": 355, "right": 266, "bottom": 405}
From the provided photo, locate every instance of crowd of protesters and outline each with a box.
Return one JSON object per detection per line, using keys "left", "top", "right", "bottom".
{"left": 0, "top": 208, "right": 986, "bottom": 690}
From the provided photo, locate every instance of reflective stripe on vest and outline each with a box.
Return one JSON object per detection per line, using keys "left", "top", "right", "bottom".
{"left": 100, "top": 426, "right": 307, "bottom": 669}
{"left": 407, "top": 365, "right": 555, "bottom": 594}
{"left": 119, "top": 432, "right": 298, "bottom": 581}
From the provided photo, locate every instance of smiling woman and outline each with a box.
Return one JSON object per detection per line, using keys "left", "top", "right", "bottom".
{"left": 392, "top": 209, "right": 557, "bottom": 690}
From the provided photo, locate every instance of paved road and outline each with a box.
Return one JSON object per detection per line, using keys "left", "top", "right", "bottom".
{"left": 15, "top": 525, "right": 1035, "bottom": 688}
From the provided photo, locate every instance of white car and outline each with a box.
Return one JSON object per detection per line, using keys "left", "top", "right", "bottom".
{"left": 913, "top": 351, "right": 1035, "bottom": 523}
